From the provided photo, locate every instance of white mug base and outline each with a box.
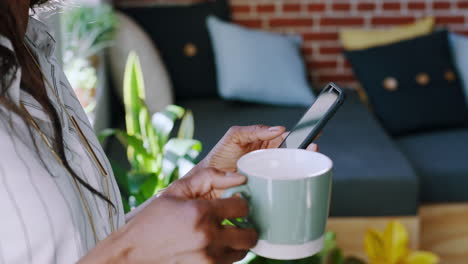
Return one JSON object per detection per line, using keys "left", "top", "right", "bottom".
{"left": 251, "top": 235, "right": 325, "bottom": 260}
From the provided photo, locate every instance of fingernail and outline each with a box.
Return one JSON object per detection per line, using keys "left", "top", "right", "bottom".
{"left": 268, "top": 126, "right": 283, "bottom": 132}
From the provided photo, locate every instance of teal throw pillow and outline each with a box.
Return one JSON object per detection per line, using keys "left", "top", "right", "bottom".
{"left": 449, "top": 33, "right": 468, "bottom": 105}
{"left": 207, "top": 16, "right": 315, "bottom": 106}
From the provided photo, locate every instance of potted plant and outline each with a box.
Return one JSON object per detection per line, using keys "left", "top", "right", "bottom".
{"left": 99, "top": 52, "right": 201, "bottom": 212}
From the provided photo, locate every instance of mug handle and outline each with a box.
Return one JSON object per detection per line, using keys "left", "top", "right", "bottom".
{"left": 221, "top": 185, "right": 253, "bottom": 229}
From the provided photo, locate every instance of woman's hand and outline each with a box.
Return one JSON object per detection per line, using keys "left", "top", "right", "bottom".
{"left": 82, "top": 168, "right": 256, "bottom": 264}
{"left": 122, "top": 196, "right": 256, "bottom": 264}
{"left": 199, "top": 125, "right": 319, "bottom": 172}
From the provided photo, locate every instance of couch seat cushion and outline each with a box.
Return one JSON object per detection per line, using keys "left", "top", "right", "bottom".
{"left": 178, "top": 92, "right": 419, "bottom": 217}
{"left": 397, "top": 129, "right": 468, "bottom": 203}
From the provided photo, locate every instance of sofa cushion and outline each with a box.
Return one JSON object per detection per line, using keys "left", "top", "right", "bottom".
{"left": 449, "top": 33, "right": 468, "bottom": 106}
{"left": 178, "top": 91, "right": 419, "bottom": 217}
{"left": 206, "top": 16, "right": 315, "bottom": 106}
{"left": 340, "top": 17, "right": 434, "bottom": 51}
{"left": 397, "top": 129, "right": 468, "bottom": 203}
{"left": 345, "top": 30, "right": 467, "bottom": 136}
{"left": 120, "top": 0, "right": 231, "bottom": 99}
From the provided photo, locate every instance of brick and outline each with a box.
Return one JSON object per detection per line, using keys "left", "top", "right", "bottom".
{"left": 283, "top": 4, "right": 301, "bottom": 12}
{"left": 457, "top": 1, "right": 468, "bottom": 8}
{"left": 318, "top": 74, "right": 356, "bottom": 83}
{"left": 408, "top": 2, "right": 426, "bottom": 10}
{"left": 433, "top": 1, "right": 451, "bottom": 9}
{"left": 436, "top": 16, "right": 465, "bottom": 24}
{"left": 269, "top": 18, "right": 314, "bottom": 27}
{"left": 307, "top": 3, "right": 326, "bottom": 12}
{"left": 308, "top": 60, "right": 338, "bottom": 69}
{"left": 302, "top": 32, "right": 338, "bottom": 41}
{"left": 371, "top": 17, "right": 415, "bottom": 25}
{"left": 332, "top": 3, "right": 351, "bottom": 11}
{"left": 231, "top": 5, "right": 251, "bottom": 13}
{"left": 234, "top": 19, "right": 262, "bottom": 28}
{"left": 382, "top": 2, "right": 401, "bottom": 10}
{"left": 320, "top": 17, "right": 365, "bottom": 26}
{"left": 301, "top": 47, "right": 314, "bottom": 56}
{"left": 455, "top": 30, "right": 468, "bottom": 36}
{"left": 257, "top": 4, "right": 275, "bottom": 13}
{"left": 357, "top": 2, "right": 376, "bottom": 11}
{"left": 344, "top": 59, "right": 352, "bottom": 68}
{"left": 319, "top": 46, "right": 343, "bottom": 55}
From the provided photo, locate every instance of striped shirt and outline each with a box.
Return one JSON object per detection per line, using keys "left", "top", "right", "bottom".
{"left": 0, "top": 18, "right": 125, "bottom": 263}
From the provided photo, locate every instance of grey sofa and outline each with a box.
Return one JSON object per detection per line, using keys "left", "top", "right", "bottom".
{"left": 177, "top": 91, "right": 417, "bottom": 217}
{"left": 107, "top": 89, "right": 468, "bottom": 217}
{"left": 176, "top": 91, "right": 468, "bottom": 217}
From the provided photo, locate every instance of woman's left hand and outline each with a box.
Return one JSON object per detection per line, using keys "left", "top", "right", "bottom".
{"left": 198, "top": 125, "right": 319, "bottom": 173}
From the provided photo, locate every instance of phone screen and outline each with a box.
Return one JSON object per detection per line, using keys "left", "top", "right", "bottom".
{"left": 280, "top": 87, "right": 340, "bottom": 149}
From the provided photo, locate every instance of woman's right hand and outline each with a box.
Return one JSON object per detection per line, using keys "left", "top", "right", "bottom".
{"left": 121, "top": 196, "right": 257, "bottom": 264}
{"left": 81, "top": 169, "right": 257, "bottom": 264}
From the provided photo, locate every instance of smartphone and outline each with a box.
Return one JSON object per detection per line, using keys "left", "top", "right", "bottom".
{"left": 279, "top": 82, "right": 346, "bottom": 149}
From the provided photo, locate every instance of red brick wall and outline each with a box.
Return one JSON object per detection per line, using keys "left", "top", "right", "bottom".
{"left": 115, "top": 0, "right": 468, "bottom": 89}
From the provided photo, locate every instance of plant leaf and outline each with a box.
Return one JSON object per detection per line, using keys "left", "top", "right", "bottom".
{"left": 323, "top": 232, "right": 339, "bottom": 253}
{"left": 166, "top": 105, "right": 185, "bottom": 118}
{"left": 98, "top": 129, "right": 152, "bottom": 161}
{"left": 177, "top": 158, "right": 196, "bottom": 179}
{"left": 383, "top": 221, "right": 409, "bottom": 264}
{"left": 123, "top": 52, "right": 145, "bottom": 138}
{"left": 324, "top": 248, "right": 345, "bottom": 264}
{"left": 404, "top": 251, "right": 439, "bottom": 264}
{"left": 109, "top": 160, "right": 130, "bottom": 198}
{"left": 127, "top": 171, "right": 150, "bottom": 195}
{"left": 364, "top": 228, "right": 385, "bottom": 263}
{"left": 152, "top": 112, "right": 175, "bottom": 144}
{"left": 98, "top": 128, "right": 118, "bottom": 143}
{"left": 161, "top": 139, "right": 202, "bottom": 185}
{"left": 139, "top": 106, "right": 153, "bottom": 153}
{"left": 139, "top": 173, "right": 159, "bottom": 199}
{"left": 152, "top": 105, "right": 185, "bottom": 145}
{"left": 165, "top": 139, "right": 202, "bottom": 157}
{"left": 141, "top": 108, "right": 160, "bottom": 157}
{"left": 178, "top": 110, "right": 195, "bottom": 139}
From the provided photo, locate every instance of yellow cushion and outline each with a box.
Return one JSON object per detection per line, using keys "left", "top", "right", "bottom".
{"left": 340, "top": 17, "right": 435, "bottom": 51}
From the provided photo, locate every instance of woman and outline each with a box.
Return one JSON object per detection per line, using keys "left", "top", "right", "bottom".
{"left": 0, "top": 1, "right": 318, "bottom": 263}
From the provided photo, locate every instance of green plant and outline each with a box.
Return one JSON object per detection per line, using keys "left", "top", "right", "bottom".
{"left": 62, "top": 4, "right": 117, "bottom": 113}
{"left": 99, "top": 52, "right": 202, "bottom": 212}
{"left": 62, "top": 4, "right": 117, "bottom": 62}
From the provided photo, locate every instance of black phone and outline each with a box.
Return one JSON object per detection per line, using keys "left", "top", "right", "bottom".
{"left": 279, "top": 82, "right": 346, "bottom": 149}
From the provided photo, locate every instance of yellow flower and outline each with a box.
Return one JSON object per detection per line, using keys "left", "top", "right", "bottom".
{"left": 364, "top": 221, "right": 439, "bottom": 264}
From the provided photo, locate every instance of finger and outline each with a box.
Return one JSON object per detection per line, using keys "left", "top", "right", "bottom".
{"left": 267, "top": 131, "right": 290, "bottom": 148}
{"left": 211, "top": 197, "right": 249, "bottom": 220}
{"left": 210, "top": 172, "right": 248, "bottom": 199}
{"left": 220, "top": 226, "right": 258, "bottom": 250}
{"left": 306, "top": 143, "right": 319, "bottom": 152}
{"left": 316, "top": 131, "right": 323, "bottom": 140}
{"left": 229, "top": 125, "right": 286, "bottom": 145}
{"left": 212, "top": 172, "right": 247, "bottom": 190}
{"left": 218, "top": 249, "right": 250, "bottom": 264}
{"left": 184, "top": 169, "right": 247, "bottom": 198}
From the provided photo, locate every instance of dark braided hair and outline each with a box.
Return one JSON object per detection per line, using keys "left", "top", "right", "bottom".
{"left": 0, "top": 0, "right": 115, "bottom": 208}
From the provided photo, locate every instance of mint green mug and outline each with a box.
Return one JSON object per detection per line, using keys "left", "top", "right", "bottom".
{"left": 223, "top": 149, "right": 333, "bottom": 260}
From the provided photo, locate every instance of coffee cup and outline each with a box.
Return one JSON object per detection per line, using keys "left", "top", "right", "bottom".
{"left": 222, "top": 149, "right": 333, "bottom": 260}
